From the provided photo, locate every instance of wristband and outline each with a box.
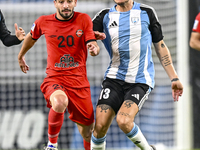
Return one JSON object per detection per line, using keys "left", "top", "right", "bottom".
{"left": 171, "top": 78, "right": 179, "bottom": 82}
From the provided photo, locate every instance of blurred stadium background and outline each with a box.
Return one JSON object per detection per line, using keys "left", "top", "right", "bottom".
{"left": 0, "top": 0, "right": 198, "bottom": 150}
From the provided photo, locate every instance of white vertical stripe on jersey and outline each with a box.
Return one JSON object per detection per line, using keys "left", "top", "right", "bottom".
{"left": 106, "top": 12, "right": 120, "bottom": 79}
{"left": 125, "top": 9, "right": 142, "bottom": 83}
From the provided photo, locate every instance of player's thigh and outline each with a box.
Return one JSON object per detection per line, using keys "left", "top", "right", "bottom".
{"left": 95, "top": 104, "right": 116, "bottom": 130}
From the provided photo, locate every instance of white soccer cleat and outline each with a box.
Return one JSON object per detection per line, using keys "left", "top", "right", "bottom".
{"left": 44, "top": 144, "right": 58, "bottom": 150}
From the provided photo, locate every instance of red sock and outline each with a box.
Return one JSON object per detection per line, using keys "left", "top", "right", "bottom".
{"left": 83, "top": 139, "right": 90, "bottom": 150}
{"left": 48, "top": 108, "right": 64, "bottom": 143}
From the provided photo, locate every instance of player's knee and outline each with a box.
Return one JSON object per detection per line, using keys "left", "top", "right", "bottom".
{"left": 94, "top": 123, "right": 108, "bottom": 137}
{"left": 116, "top": 115, "right": 132, "bottom": 132}
{"left": 51, "top": 95, "right": 68, "bottom": 112}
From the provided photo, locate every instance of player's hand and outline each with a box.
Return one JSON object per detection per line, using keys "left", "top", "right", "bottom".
{"left": 87, "top": 43, "right": 99, "bottom": 56}
{"left": 15, "top": 23, "right": 26, "bottom": 41}
{"left": 18, "top": 56, "right": 29, "bottom": 73}
{"left": 94, "top": 31, "right": 106, "bottom": 40}
{"left": 171, "top": 79, "right": 183, "bottom": 101}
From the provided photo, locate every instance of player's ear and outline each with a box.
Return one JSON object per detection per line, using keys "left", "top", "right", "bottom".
{"left": 74, "top": 0, "right": 77, "bottom": 6}
{"left": 54, "top": 0, "right": 57, "bottom": 7}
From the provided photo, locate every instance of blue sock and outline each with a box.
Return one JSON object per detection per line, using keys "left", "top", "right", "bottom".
{"left": 91, "top": 133, "right": 106, "bottom": 144}
{"left": 126, "top": 123, "right": 139, "bottom": 138}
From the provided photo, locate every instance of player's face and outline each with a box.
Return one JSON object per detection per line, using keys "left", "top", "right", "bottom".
{"left": 54, "top": 0, "right": 77, "bottom": 20}
{"left": 113, "top": 0, "right": 130, "bottom": 7}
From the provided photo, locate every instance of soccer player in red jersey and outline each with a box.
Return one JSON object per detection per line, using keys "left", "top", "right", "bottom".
{"left": 17, "top": 0, "right": 100, "bottom": 150}
{"left": 190, "top": 12, "right": 200, "bottom": 50}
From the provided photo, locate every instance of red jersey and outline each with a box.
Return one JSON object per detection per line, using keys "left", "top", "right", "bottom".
{"left": 192, "top": 12, "right": 200, "bottom": 33}
{"left": 31, "top": 12, "right": 96, "bottom": 78}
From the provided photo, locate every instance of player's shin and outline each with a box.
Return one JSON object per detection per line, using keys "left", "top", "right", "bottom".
{"left": 126, "top": 123, "right": 152, "bottom": 150}
{"left": 91, "top": 133, "right": 106, "bottom": 150}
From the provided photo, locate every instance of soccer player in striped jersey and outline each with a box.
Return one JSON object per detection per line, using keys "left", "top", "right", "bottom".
{"left": 17, "top": 0, "right": 100, "bottom": 150}
{"left": 91, "top": 0, "right": 183, "bottom": 150}
{"left": 0, "top": 10, "right": 25, "bottom": 46}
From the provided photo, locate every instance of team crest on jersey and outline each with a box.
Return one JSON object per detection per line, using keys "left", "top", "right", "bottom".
{"left": 131, "top": 17, "right": 139, "bottom": 24}
{"left": 76, "top": 29, "right": 83, "bottom": 37}
{"left": 31, "top": 23, "right": 35, "bottom": 31}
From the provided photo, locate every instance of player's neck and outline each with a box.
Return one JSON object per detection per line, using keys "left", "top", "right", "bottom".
{"left": 116, "top": 0, "right": 133, "bottom": 12}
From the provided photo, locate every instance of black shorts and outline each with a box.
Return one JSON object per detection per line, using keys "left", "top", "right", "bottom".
{"left": 97, "top": 77, "right": 151, "bottom": 114}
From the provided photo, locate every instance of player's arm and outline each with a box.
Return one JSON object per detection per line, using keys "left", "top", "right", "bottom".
{"left": 189, "top": 31, "right": 200, "bottom": 51}
{"left": 87, "top": 41, "right": 100, "bottom": 56}
{"left": 18, "top": 32, "right": 37, "bottom": 73}
{"left": 153, "top": 40, "right": 183, "bottom": 101}
{"left": 0, "top": 11, "right": 23, "bottom": 46}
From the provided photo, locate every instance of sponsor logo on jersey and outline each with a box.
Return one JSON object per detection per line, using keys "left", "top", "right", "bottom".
{"left": 131, "top": 17, "right": 139, "bottom": 24}
{"left": 109, "top": 21, "right": 118, "bottom": 28}
{"left": 55, "top": 54, "right": 79, "bottom": 68}
{"left": 76, "top": 29, "right": 83, "bottom": 37}
{"left": 31, "top": 23, "right": 35, "bottom": 31}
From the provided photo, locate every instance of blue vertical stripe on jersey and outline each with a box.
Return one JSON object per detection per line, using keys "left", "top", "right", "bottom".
{"left": 102, "top": 13, "right": 113, "bottom": 59}
{"left": 117, "top": 12, "right": 130, "bottom": 80}
{"left": 135, "top": 10, "right": 154, "bottom": 87}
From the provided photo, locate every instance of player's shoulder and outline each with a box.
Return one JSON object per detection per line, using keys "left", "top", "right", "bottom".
{"left": 37, "top": 14, "right": 54, "bottom": 22}
{"left": 93, "top": 8, "right": 110, "bottom": 20}
{"left": 139, "top": 2, "right": 156, "bottom": 13}
{"left": 96, "top": 8, "right": 110, "bottom": 16}
{"left": 75, "top": 12, "right": 90, "bottom": 18}
{"left": 195, "top": 12, "right": 200, "bottom": 20}
{"left": 74, "top": 12, "right": 93, "bottom": 22}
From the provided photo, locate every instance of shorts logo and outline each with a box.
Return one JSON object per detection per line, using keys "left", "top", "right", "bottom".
{"left": 131, "top": 94, "right": 139, "bottom": 100}
{"left": 76, "top": 29, "right": 83, "bottom": 37}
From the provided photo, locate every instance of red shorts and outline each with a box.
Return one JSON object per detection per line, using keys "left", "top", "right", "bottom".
{"left": 40, "top": 76, "right": 94, "bottom": 126}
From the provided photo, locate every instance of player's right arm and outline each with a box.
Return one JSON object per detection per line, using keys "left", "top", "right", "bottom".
{"left": 18, "top": 32, "right": 37, "bottom": 73}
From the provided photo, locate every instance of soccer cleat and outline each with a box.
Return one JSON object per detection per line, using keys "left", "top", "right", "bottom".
{"left": 150, "top": 145, "right": 156, "bottom": 150}
{"left": 44, "top": 144, "right": 58, "bottom": 150}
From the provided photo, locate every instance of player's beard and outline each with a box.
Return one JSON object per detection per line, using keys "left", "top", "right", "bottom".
{"left": 59, "top": 8, "right": 74, "bottom": 20}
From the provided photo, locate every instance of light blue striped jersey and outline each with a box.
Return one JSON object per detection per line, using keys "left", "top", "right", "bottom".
{"left": 93, "top": 2, "right": 163, "bottom": 89}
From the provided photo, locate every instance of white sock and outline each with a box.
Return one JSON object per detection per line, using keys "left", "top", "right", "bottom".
{"left": 126, "top": 123, "right": 151, "bottom": 150}
{"left": 91, "top": 133, "right": 106, "bottom": 150}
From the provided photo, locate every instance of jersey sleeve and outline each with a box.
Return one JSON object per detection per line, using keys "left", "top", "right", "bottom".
{"left": 0, "top": 10, "right": 11, "bottom": 41}
{"left": 30, "top": 16, "right": 43, "bottom": 40}
{"left": 192, "top": 13, "right": 200, "bottom": 33}
{"left": 92, "top": 9, "right": 110, "bottom": 32}
{"left": 0, "top": 10, "right": 21, "bottom": 46}
{"left": 83, "top": 14, "right": 96, "bottom": 43}
{"left": 141, "top": 6, "right": 163, "bottom": 43}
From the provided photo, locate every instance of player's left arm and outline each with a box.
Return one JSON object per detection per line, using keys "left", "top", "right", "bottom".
{"left": 153, "top": 40, "right": 183, "bottom": 101}
{"left": 87, "top": 41, "right": 100, "bottom": 56}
